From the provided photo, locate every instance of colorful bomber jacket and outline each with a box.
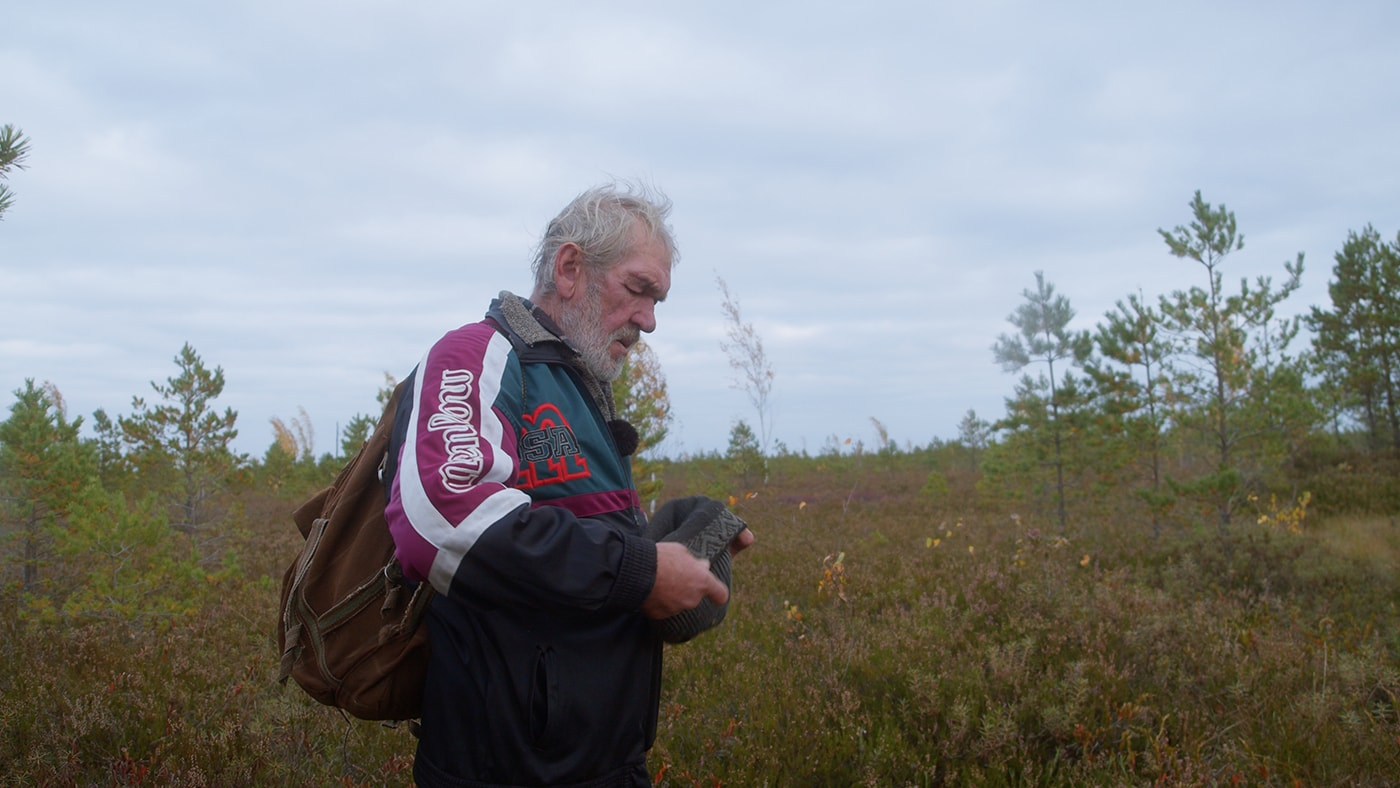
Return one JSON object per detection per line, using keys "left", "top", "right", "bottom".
{"left": 385, "top": 292, "right": 661, "bottom": 786}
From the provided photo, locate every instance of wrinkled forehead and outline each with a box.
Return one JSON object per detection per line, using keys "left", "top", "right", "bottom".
{"left": 613, "top": 234, "right": 672, "bottom": 300}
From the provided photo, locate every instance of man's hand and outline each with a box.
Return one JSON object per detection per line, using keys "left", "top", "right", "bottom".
{"left": 728, "top": 527, "right": 755, "bottom": 558}
{"left": 642, "top": 542, "right": 729, "bottom": 620}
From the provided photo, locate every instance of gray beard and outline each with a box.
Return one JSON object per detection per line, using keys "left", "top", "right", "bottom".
{"left": 558, "top": 291, "right": 636, "bottom": 382}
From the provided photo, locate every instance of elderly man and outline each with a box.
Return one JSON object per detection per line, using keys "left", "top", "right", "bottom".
{"left": 386, "top": 183, "right": 753, "bottom": 787}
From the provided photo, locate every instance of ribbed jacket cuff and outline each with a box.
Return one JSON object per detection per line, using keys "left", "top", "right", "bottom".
{"left": 610, "top": 532, "right": 657, "bottom": 610}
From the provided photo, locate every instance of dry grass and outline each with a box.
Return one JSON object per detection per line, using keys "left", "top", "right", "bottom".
{"left": 1312, "top": 513, "right": 1400, "bottom": 577}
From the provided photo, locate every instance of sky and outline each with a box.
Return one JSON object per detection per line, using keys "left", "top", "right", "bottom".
{"left": 3, "top": 2, "right": 1399, "bottom": 460}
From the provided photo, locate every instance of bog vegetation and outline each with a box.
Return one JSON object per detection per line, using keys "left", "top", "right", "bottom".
{"left": 4, "top": 195, "right": 1400, "bottom": 785}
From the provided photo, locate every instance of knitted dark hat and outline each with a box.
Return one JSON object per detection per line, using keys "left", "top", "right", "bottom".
{"left": 645, "top": 496, "right": 749, "bottom": 643}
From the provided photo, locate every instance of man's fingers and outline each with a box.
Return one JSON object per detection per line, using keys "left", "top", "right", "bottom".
{"left": 704, "top": 568, "right": 729, "bottom": 606}
{"left": 645, "top": 545, "right": 732, "bottom": 619}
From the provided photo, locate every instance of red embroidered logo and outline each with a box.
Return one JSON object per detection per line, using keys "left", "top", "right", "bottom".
{"left": 516, "top": 403, "right": 591, "bottom": 489}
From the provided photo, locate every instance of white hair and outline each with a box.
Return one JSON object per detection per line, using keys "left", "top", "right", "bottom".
{"left": 531, "top": 182, "right": 678, "bottom": 296}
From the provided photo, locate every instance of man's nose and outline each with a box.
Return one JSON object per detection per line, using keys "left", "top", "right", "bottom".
{"left": 635, "top": 302, "right": 657, "bottom": 333}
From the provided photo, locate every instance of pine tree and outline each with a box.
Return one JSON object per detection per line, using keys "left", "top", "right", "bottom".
{"left": 992, "top": 271, "right": 1091, "bottom": 531}
{"left": 1090, "top": 292, "right": 1175, "bottom": 535}
{"left": 1308, "top": 226, "right": 1400, "bottom": 450}
{"left": 1157, "top": 191, "right": 1306, "bottom": 529}
{"left": 341, "top": 372, "right": 400, "bottom": 458}
{"left": 0, "top": 124, "right": 30, "bottom": 221}
{"left": 955, "top": 409, "right": 993, "bottom": 474}
{"left": 725, "top": 420, "right": 763, "bottom": 490}
{"left": 0, "top": 380, "right": 98, "bottom": 590}
{"left": 53, "top": 483, "right": 208, "bottom": 625}
{"left": 109, "top": 344, "right": 244, "bottom": 538}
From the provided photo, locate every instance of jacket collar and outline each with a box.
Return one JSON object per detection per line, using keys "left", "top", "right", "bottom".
{"left": 491, "top": 291, "right": 566, "bottom": 349}
{"left": 488, "top": 291, "right": 618, "bottom": 420}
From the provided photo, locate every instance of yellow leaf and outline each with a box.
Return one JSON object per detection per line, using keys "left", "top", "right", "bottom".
{"left": 968, "top": 545, "right": 975, "bottom": 555}
{"left": 727, "top": 495, "right": 738, "bottom": 507}
{"left": 1080, "top": 554, "right": 1090, "bottom": 567}
{"left": 799, "top": 501, "right": 807, "bottom": 510}
{"left": 925, "top": 537, "right": 933, "bottom": 548}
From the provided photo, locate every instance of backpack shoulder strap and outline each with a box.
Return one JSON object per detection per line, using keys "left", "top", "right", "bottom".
{"left": 380, "top": 367, "right": 418, "bottom": 501}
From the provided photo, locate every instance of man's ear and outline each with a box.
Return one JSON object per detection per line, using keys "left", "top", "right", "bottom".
{"left": 553, "top": 243, "right": 585, "bottom": 300}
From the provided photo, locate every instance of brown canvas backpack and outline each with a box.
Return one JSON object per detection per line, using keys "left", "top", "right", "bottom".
{"left": 276, "top": 375, "right": 434, "bottom": 722}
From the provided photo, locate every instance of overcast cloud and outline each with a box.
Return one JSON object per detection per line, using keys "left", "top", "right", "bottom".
{"left": 4, "top": 1, "right": 1398, "bottom": 458}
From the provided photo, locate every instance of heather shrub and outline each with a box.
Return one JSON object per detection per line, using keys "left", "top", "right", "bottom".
{"left": 651, "top": 462, "right": 1400, "bottom": 785}
{"left": 3, "top": 454, "right": 1398, "bottom": 785}
{"left": 0, "top": 488, "right": 416, "bottom": 786}
{"left": 1285, "top": 442, "right": 1400, "bottom": 516}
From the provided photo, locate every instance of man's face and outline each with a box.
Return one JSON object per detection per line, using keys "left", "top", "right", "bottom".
{"left": 558, "top": 229, "right": 671, "bottom": 381}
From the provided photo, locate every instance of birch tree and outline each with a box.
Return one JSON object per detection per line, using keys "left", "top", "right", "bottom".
{"left": 717, "top": 275, "right": 775, "bottom": 456}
